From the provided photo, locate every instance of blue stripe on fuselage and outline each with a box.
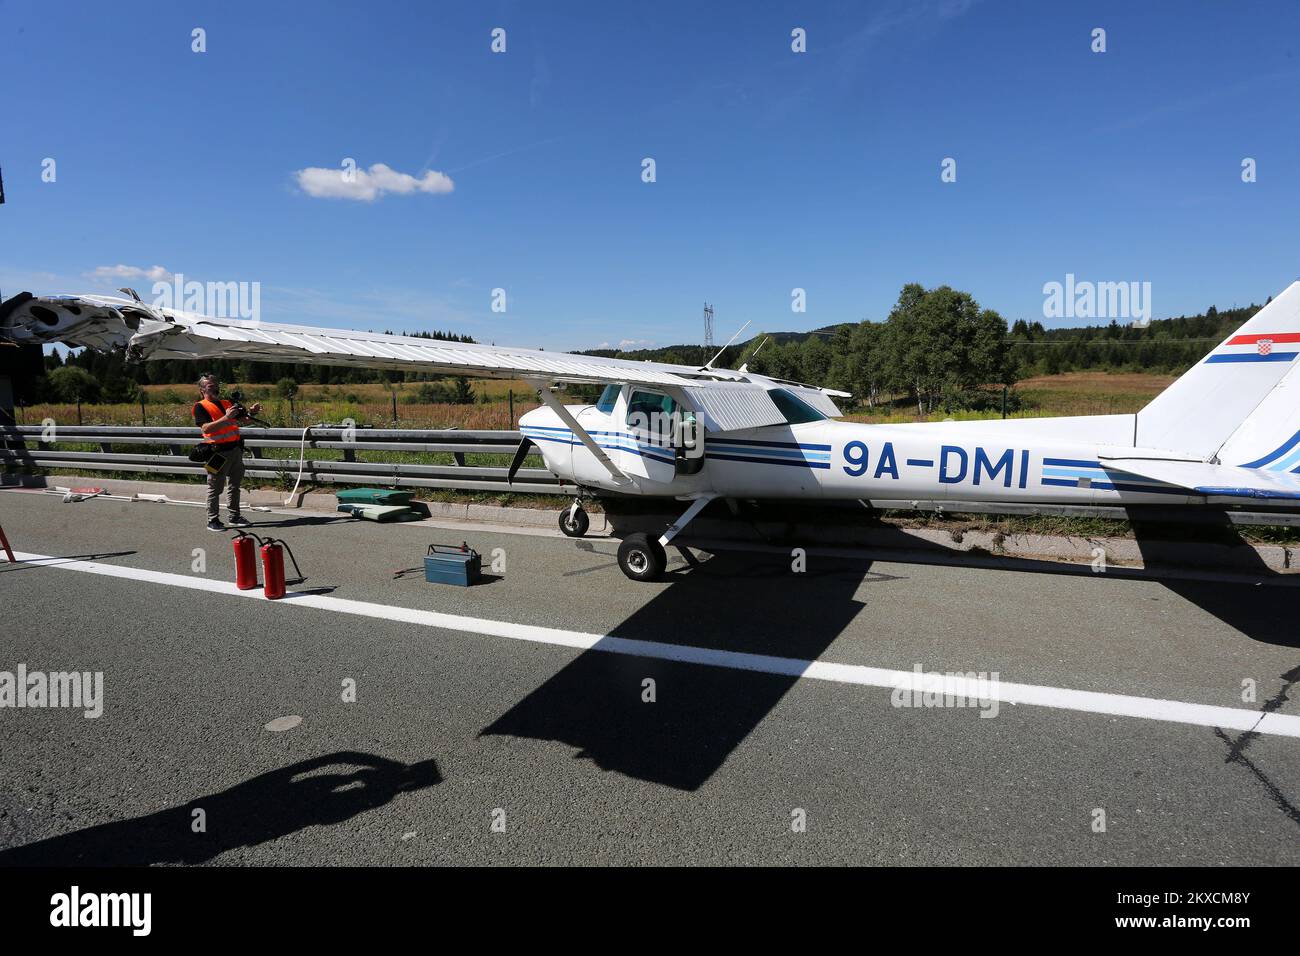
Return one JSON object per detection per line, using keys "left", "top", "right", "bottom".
{"left": 1040, "top": 477, "right": 1179, "bottom": 494}
{"left": 705, "top": 453, "right": 830, "bottom": 470}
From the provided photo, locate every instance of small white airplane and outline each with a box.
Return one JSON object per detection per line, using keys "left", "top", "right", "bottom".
{"left": 5, "top": 283, "right": 1300, "bottom": 581}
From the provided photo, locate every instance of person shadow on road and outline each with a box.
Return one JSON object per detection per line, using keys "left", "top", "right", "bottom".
{"left": 0, "top": 751, "right": 441, "bottom": 866}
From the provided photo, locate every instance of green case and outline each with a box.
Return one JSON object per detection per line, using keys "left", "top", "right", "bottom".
{"left": 335, "top": 488, "right": 414, "bottom": 505}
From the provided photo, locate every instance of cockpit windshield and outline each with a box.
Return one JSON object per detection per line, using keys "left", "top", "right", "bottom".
{"left": 596, "top": 384, "right": 620, "bottom": 414}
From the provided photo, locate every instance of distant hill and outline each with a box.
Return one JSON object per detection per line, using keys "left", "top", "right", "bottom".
{"left": 577, "top": 299, "right": 1268, "bottom": 377}
{"left": 578, "top": 323, "right": 854, "bottom": 369}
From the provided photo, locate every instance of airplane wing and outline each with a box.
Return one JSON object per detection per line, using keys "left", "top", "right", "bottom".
{"left": 1098, "top": 454, "right": 1300, "bottom": 500}
{"left": 0, "top": 292, "right": 848, "bottom": 432}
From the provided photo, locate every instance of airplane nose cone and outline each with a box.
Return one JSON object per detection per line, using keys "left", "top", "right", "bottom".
{"left": 519, "top": 405, "right": 561, "bottom": 430}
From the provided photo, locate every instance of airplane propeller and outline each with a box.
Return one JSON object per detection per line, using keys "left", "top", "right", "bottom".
{"left": 506, "top": 437, "right": 536, "bottom": 484}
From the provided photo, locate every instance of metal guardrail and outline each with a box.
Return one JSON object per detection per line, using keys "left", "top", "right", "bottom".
{"left": 0, "top": 425, "right": 572, "bottom": 495}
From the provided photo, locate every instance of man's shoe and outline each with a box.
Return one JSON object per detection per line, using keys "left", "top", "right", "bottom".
{"left": 226, "top": 514, "right": 251, "bottom": 528}
{"left": 207, "top": 519, "right": 226, "bottom": 532}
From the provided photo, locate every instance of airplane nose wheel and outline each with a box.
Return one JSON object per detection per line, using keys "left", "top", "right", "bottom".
{"left": 617, "top": 533, "right": 666, "bottom": 582}
{"left": 558, "top": 500, "right": 590, "bottom": 537}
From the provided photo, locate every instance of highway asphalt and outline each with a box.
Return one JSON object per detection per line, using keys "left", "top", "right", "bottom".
{"left": 0, "top": 488, "right": 1296, "bottom": 865}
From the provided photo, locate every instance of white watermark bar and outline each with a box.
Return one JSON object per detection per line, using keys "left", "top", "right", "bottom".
{"left": 152, "top": 273, "right": 261, "bottom": 322}
{"left": 1043, "top": 273, "right": 1151, "bottom": 326}
{"left": 0, "top": 664, "right": 103, "bottom": 718}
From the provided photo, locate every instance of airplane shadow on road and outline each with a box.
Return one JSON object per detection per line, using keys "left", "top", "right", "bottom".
{"left": 0, "top": 751, "right": 441, "bottom": 866}
{"left": 483, "top": 511, "right": 1300, "bottom": 794}
{"left": 1136, "top": 511, "right": 1300, "bottom": 651}
{"left": 481, "top": 542, "right": 901, "bottom": 792}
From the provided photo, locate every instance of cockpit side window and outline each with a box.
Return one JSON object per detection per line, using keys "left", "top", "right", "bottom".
{"left": 626, "top": 390, "right": 678, "bottom": 442}
{"left": 767, "top": 388, "right": 827, "bottom": 424}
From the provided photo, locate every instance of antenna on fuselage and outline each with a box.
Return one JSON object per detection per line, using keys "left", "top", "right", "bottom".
{"left": 737, "top": 335, "right": 769, "bottom": 374}
{"left": 703, "top": 319, "right": 751, "bottom": 371}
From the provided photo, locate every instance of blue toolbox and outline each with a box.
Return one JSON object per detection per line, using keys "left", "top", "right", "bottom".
{"left": 423, "top": 542, "right": 482, "bottom": 586}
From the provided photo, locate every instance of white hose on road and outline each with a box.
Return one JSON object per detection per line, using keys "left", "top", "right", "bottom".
{"left": 284, "top": 424, "right": 317, "bottom": 507}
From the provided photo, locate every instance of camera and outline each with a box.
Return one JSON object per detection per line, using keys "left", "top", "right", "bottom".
{"left": 226, "top": 390, "right": 250, "bottom": 420}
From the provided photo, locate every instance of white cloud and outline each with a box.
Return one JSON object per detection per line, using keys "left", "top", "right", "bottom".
{"left": 294, "top": 163, "right": 455, "bottom": 201}
{"left": 89, "top": 264, "right": 173, "bottom": 282}
{"left": 597, "top": 339, "right": 657, "bottom": 350}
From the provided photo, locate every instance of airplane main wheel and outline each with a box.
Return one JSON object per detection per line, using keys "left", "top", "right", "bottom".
{"left": 559, "top": 506, "right": 590, "bottom": 537}
{"left": 617, "top": 533, "right": 666, "bottom": 582}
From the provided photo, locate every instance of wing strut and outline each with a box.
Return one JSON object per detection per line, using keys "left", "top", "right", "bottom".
{"left": 658, "top": 494, "right": 717, "bottom": 547}
{"left": 532, "top": 383, "right": 627, "bottom": 483}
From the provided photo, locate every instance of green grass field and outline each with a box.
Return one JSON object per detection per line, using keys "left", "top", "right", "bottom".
{"left": 17, "top": 370, "right": 1174, "bottom": 430}
{"left": 16, "top": 392, "right": 541, "bottom": 431}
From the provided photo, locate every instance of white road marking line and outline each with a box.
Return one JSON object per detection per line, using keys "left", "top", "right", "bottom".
{"left": 10, "top": 551, "right": 1300, "bottom": 739}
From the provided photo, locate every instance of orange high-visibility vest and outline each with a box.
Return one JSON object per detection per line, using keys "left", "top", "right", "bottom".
{"left": 195, "top": 398, "right": 241, "bottom": 445}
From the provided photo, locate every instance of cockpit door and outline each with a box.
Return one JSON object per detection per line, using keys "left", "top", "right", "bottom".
{"left": 618, "top": 388, "right": 682, "bottom": 486}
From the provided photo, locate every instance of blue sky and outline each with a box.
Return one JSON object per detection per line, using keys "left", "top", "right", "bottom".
{"left": 3, "top": 0, "right": 1299, "bottom": 350}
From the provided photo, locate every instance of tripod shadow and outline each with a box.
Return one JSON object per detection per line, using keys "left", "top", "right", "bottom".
{"left": 0, "top": 751, "right": 441, "bottom": 866}
{"left": 1126, "top": 511, "right": 1300, "bottom": 831}
{"left": 0, "top": 550, "right": 137, "bottom": 574}
{"left": 240, "top": 515, "right": 354, "bottom": 529}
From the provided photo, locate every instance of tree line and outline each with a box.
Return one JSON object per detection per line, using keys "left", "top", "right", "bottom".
{"left": 19, "top": 328, "right": 478, "bottom": 406}
{"left": 602, "top": 287, "right": 1262, "bottom": 414}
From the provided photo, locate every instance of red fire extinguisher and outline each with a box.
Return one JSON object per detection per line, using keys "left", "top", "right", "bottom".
{"left": 258, "top": 537, "right": 303, "bottom": 601}
{"left": 261, "top": 540, "right": 286, "bottom": 600}
{"left": 232, "top": 531, "right": 259, "bottom": 590}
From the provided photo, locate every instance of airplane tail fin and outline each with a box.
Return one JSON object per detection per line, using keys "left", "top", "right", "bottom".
{"left": 1136, "top": 280, "right": 1300, "bottom": 462}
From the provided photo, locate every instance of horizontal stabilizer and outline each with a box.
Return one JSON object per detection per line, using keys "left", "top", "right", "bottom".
{"left": 1098, "top": 454, "right": 1300, "bottom": 500}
